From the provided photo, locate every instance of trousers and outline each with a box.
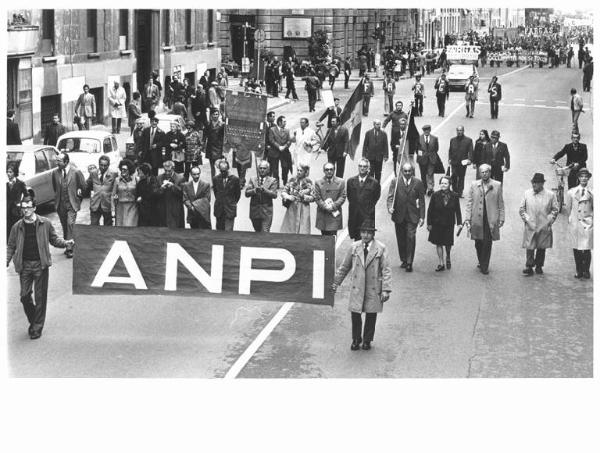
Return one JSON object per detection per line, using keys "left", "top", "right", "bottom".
{"left": 90, "top": 208, "right": 113, "bottom": 226}
{"left": 251, "top": 216, "right": 273, "bottom": 233}
{"left": 56, "top": 201, "right": 77, "bottom": 251}
{"left": 474, "top": 217, "right": 493, "bottom": 272}
{"left": 351, "top": 312, "right": 377, "bottom": 343}
{"left": 525, "top": 248, "right": 546, "bottom": 268}
{"left": 19, "top": 260, "right": 49, "bottom": 335}
{"left": 394, "top": 220, "right": 417, "bottom": 264}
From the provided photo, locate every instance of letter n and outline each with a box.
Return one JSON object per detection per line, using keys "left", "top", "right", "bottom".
{"left": 164, "top": 243, "right": 224, "bottom": 292}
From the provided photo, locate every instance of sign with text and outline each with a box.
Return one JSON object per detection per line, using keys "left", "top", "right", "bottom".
{"left": 446, "top": 45, "right": 481, "bottom": 61}
{"left": 72, "top": 226, "right": 335, "bottom": 306}
{"left": 224, "top": 90, "right": 268, "bottom": 164}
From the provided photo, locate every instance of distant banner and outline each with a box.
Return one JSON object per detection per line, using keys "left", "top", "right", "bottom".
{"left": 224, "top": 90, "right": 268, "bottom": 163}
{"left": 446, "top": 45, "right": 481, "bottom": 61}
{"left": 72, "top": 226, "right": 335, "bottom": 306}
{"left": 488, "top": 51, "right": 548, "bottom": 64}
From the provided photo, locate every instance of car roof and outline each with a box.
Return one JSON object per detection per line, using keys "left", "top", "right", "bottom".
{"left": 57, "top": 131, "right": 115, "bottom": 140}
{"left": 6, "top": 145, "right": 59, "bottom": 153}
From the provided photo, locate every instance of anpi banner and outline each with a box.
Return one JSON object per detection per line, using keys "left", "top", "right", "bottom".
{"left": 72, "top": 226, "right": 335, "bottom": 306}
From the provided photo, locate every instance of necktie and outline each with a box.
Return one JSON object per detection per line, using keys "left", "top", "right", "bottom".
{"left": 363, "top": 243, "right": 369, "bottom": 262}
{"left": 100, "top": 171, "right": 105, "bottom": 184}
{"left": 582, "top": 188, "right": 585, "bottom": 197}
{"left": 63, "top": 169, "right": 67, "bottom": 179}
{"left": 150, "top": 128, "right": 155, "bottom": 144}
{"left": 426, "top": 136, "right": 429, "bottom": 146}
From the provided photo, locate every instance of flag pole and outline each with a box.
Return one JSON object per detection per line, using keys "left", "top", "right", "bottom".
{"left": 391, "top": 103, "right": 414, "bottom": 209}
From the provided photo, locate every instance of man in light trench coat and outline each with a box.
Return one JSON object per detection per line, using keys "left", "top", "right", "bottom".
{"left": 565, "top": 168, "right": 593, "bottom": 279}
{"left": 332, "top": 219, "right": 392, "bottom": 351}
{"left": 518, "top": 173, "right": 559, "bottom": 276}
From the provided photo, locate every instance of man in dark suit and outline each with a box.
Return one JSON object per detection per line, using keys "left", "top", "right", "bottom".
{"left": 448, "top": 125, "right": 474, "bottom": 197}
{"left": 7, "top": 109, "right": 22, "bottom": 145}
{"left": 343, "top": 57, "right": 352, "bottom": 89}
{"left": 140, "top": 116, "right": 166, "bottom": 176}
{"left": 434, "top": 72, "right": 450, "bottom": 117}
{"left": 51, "top": 153, "right": 86, "bottom": 259}
{"left": 262, "top": 111, "right": 276, "bottom": 162}
{"left": 318, "top": 97, "right": 342, "bottom": 129}
{"left": 42, "top": 113, "right": 66, "bottom": 147}
{"left": 268, "top": 115, "right": 292, "bottom": 186}
{"left": 417, "top": 125, "right": 441, "bottom": 195}
{"left": 551, "top": 132, "right": 588, "bottom": 189}
{"left": 85, "top": 155, "right": 117, "bottom": 226}
{"left": 245, "top": 160, "right": 279, "bottom": 232}
{"left": 157, "top": 160, "right": 185, "bottom": 228}
{"left": 482, "top": 130, "right": 510, "bottom": 184}
{"left": 203, "top": 108, "right": 225, "bottom": 180}
{"left": 361, "top": 119, "right": 389, "bottom": 182}
{"left": 346, "top": 159, "right": 381, "bottom": 241}
{"left": 386, "top": 163, "right": 426, "bottom": 272}
{"left": 361, "top": 74, "right": 374, "bottom": 116}
{"left": 182, "top": 165, "right": 211, "bottom": 229}
{"left": 322, "top": 116, "right": 349, "bottom": 178}
{"left": 213, "top": 159, "right": 241, "bottom": 231}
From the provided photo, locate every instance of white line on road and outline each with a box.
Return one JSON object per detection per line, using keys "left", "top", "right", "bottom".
{"left": 514, "top": 98, "right": 525, "bottom": 101}
{"left": 534, "top": 99, "right": 547, "bottom": 102}
{"left": 223, "top": 63, "right": 529, "bottom": 379}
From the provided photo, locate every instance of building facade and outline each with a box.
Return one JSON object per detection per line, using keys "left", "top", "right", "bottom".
{"left": 218, "top": 9, "right": 419, "bottom": 65}
{"left": 7, "top": 9, "right": 220, "bottom": 143}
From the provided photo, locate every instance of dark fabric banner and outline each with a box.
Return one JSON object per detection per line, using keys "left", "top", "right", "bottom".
{"left": 72, "top": 225, "right": 335, "bottom": 306}
{"left": 224, "top": 90, "right": 268, "bottom": 165}
{"left": 338, "top": 81, "right": 364, "bottom": 160}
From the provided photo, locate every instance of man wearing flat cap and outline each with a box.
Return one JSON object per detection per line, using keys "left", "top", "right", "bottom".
{"left": 417, "top": 124, "right": 442, "bottom": 196}
{"left": 565, "top": 168, "right": 593, "bottom": 279}
{"left": 332, "top": 219, "right": 392, "bottom": 351}
{"left": 519, "top": 173, "right": 559, "bottom": 276}
{"left": 7, "top": 196, "right": 74, "bottom": 339}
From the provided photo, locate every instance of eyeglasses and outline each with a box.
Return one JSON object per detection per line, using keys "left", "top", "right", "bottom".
{"left": 20, "top": 206, "right": 34, "bottom": 210}
{"left": 191, "top": 173, "right": 201, "bottom": 176}
{"left": 120, "top": 167, "right": 129, "bottom": 171}
{"left": 324, "top": 168, "right": 335, "bottom": 172}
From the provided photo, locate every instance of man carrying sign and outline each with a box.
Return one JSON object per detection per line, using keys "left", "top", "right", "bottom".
{"left": 464, "top": 74, "right": 479, "bottom": 118}
{"left": 488, "top": 76, "right": 502, "bottom": 119}
{"left": 412, "top": 74, "right": 425, "bottom": 117}
{"left": 434, "top": 73, "right": 450, "bottom": 117}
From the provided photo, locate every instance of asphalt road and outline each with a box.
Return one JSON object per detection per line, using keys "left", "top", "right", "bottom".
{"left": 6, "top": 64, "right": 593, "bottom": 377}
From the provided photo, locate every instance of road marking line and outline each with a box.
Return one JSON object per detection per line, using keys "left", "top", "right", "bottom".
{"left": 514, "top": 98, "right": 525, "bottom": 101}
{"left": 534, "top": 99, "right": 546, "bottom": 102}
{"left": 223, "top": 67, "right": 523, "bottom": 379}
{"left": 556, "top": 101, "right": 567, "bottom": 104}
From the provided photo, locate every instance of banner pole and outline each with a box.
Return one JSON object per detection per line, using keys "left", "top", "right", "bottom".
{"left": 391, "top": 104, "right": 414, "bottom": 209}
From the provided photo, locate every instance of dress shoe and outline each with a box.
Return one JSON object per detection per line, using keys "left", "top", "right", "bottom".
{"left": 582, "top": 271, "right": 591, "bottom": 279}
{"left": 66, "top": 250, "right": 74, "bottom": 259}
{"left": 361, "top": 342, "right": 371, "bottom": 350}
{"left": 435, "top": 265, "right": 445, "bottom": 272}
{"left": 446, "top": 258, "right": 451, "bottom": 270}
{"left": 480, "top": 268, "right": 489, "bottom": 275}
{"left": 535, "top": 266, "right": 544, "bottom": 274}
{"left": 63, "top": 250, "right": 69, "bottom": 255}
{"left": 400, "top": 261, "right": 408, "bottom": 268}
{"left": 405, "top": 264, "right": 413, "bottom": 272}
{"left": 522, "top": 267, "right": 534, "bottom": 276}
{"left": 351, "top": 341, "right": 361, "bottom": 351}
{"left": 29, "top": 331, "right": 41, "bottom": 340}
{"left": 574, "top": 272, "right": 583, "bottom": 279}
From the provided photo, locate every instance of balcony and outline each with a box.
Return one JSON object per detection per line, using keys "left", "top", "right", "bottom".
{"left": 7, "top": 25, "right": 39, "bottom": 57}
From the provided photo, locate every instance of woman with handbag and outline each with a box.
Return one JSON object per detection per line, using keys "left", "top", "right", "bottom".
{"left": 280, "top": 163, "right": 315, "bottom": 234}
{"left": 165, "top": 121, "right": 187, "bottom": 175}
{"left": 426, "top": 175, "right": 462, "bottom": 271}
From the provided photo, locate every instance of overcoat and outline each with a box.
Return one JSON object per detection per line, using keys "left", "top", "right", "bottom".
{"left": 108, "top": 86, "right": 127, "bottom": 119}
{"left": 518, "top": 188, "right": 559, "bottom": 249}
{"left": 565, "top": 185, "right": 593, "bottom": 250}
{"left": 346, "top": 176, "right": 381, "bottom": 239}
{"left": 157, "top": 171, "right": 185, "bottom": 228}
{"left": 333, "top": 239, "right": 393, "bottom": 314}
{"left": 464, "top": 179, "right": 505, "bottom": 240}
{"left": 212, "top": 174, "right": 241, "bottom": 220}
{"left": 314, "top": 176, "right": 346, "bottom": 231}
{"left": 280, "top": 177, "right": 314, "bottom": 234}
{"left": 245, "top": 175, "right": 278, "bottom": 220}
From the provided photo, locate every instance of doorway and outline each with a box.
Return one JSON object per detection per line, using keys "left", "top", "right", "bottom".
{"left": 136, "top": 10, "right": 153, "bottom": 102}
{"left": 230, "top": 15, "right": 256, "bottom": 65}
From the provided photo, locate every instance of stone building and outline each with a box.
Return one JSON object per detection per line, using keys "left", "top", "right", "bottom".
{"left": 6, "top": 9, "right": 220, "bottom": 143}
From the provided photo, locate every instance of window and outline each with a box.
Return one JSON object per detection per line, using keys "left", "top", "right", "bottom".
{"left": 87, "top": 10, "right": 97, "bottom": 52}
{"left": 104, "top": 138, "right": 112, "bottom": 154}
{"left": 111, "top": 137, "right": 118, "bottom": 152}
{"left": 42, "top": 10, "right": 54, "bottom": 40}
{"left": 185, "top": 10, "right": 192, "bottom": 45}
{"left": 43, "top": 149, "right": 59, "bottom": 168}
{"left": 119, "top": 9, "right": 129, "bottom": 50}
{"left": 208, "top": 9, "right": 214, "bottom": 43}
{"left": 162, "top": 10, "right": 170, "bottom": 46}
{"left": 34, "top": 150, "right": 49, "bottom": 174}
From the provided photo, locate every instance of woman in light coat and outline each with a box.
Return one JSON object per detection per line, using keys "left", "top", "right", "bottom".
{"left": 112, "top": 159, "right": 138, "bottom": 227}
{"left": 332, "top": 219, "right": 392, "bottom": 350}
{"left": 565, "top": 168, "right": 593, "bottom": 279}
{"left": 108, "top": 80, "right": 127, "bottom": 134}
{"left": 280, "top": 163, "right": 314, "bottom": 234}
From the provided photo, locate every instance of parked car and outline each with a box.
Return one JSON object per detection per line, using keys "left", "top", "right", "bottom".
{"left": 6, "top": 145, "right": 61, "bottom": 206}
{"left": 124, "top": 113, "right": 188, "bottom": 161}
{"left": 56, "top": 130, "right": 122, "bottom": 178}
{"left": 446, "top": 63, "right": 479, "bottom": 90}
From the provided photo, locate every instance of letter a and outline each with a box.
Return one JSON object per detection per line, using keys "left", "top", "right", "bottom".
{"left": 91, "top": 240, "right": 147, "bottom": 289}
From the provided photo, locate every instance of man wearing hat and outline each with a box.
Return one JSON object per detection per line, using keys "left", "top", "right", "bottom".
{"left": 565, "top": 168, "right": 593, "bottom": 279}
{"left": 551, "top": 132, "right": 588, "bottom": 189}
{"left": 7, "top": 196, "right": 74, "bottom": 339}
{"left": 464, "top": 74, "right": 479, "bottom": 118}
{"left": 332, "top": 219, "right": 392, "bottom": 351}
{"left": 482, "top": 130, "right": 510, "bottom": 184}
{"left": 417, "top": 124, "right": 442, "bottom": 196}
{"left": 518, "top": 173, "right": 559, "bottom": 276}
{"left": 412, "top": 74, "right": 425, "bottom": 117}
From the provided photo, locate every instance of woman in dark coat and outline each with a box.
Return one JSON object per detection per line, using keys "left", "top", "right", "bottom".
{"left": 6, "top": 163, "right": 28, "bottom": 241}
{"left": 471, "top": 129, "right": 490, "bottom": 179}
{"left": 427, "top": 175, "right": 462, "bottom": 271}
{"left": 135, "top": 163, "right": 160, "bottom": 226}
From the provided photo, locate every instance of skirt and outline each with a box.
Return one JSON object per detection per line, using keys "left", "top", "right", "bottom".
{"left": 428, "top": 224, "right": 454, "bottom": 246}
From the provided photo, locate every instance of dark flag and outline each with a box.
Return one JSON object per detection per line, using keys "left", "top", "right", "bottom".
{"left": 337, "top": 81, "right": 364, "bottom": 160}
{"left": 399, "top": 106, "right": 421, "bottom": 168}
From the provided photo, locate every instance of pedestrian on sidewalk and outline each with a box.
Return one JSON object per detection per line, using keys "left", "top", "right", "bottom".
{"left": 464, "top": 164, "right": 505, "bottom": 275}
{"left": 108, "top": 80, "right": 127, "bottom": 134}
{"left": 519, "top": 172, "right": 559, "bottom": 276}
{"left": 332, "top": 219, "right": 392, "bottom": 351}
{"left": 427, "top": 175, "right": 462, "bottom": 272}
{"left": 565, "top": 168, "right": 593, "bottom": 279}
{"left": 570, "top": 88, "right": 583, "bottom": 134}
{"left": 42, "top": 113, "right": 66, "bottom": 147}
{"left": 7, "top": 196, "right": 74, "bottom": 340}
{"left": 127, "top": 92, "right": 142, "bottom": 136}
{"left": 74, "top": 84, "right": 96, "bottom": 130}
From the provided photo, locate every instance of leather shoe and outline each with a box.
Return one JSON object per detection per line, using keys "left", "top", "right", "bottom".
{"left": 582, "top": 271, "right": 591, "bottom": 279}
{"left": 446, "top": 259, "right": 451, "bottom": 270}
{"left": 361, "top": 342, "right": 371, "bottom": 350}
{"left": 574, "top": 272, "right": 583, "bottom": 279}
{"left": 405, "top": 264, "right": 413, "bottom": 272}
{"left": 400, "top": 261, "right": 408, "bottom": 268}
{"left": 480, "top": 268, "right": 489, "bottom": 275}
{"left": 435, "top": 265, "right": 445, "bottom": 272}
{"left": 351, "top": 341, "right": 361, "bottom": 351}
{"left": 522, "top": 267, "right": 534, "bottom": 276}
{"left": 535, "top": 267, "right": 543, "bottom": 274}
{"left": 66, "top": 250, "right": 73, "bottom": 259}
{"left": 29, "top": 331, "right": 41, "bottom": 340}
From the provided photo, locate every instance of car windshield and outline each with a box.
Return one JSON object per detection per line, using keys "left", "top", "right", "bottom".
{"left": 57, "top": 138, "right": 101, "bottom": 153}
{"left": 6, "top": 152, "right": 24, "bottom": 173}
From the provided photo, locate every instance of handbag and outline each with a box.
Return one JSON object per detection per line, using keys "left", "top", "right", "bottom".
{"left": 73, "top": 114, "right": 80, "bottom": 124}
{"left": 282, "top": 198, "right": 291, "bottom": 208}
